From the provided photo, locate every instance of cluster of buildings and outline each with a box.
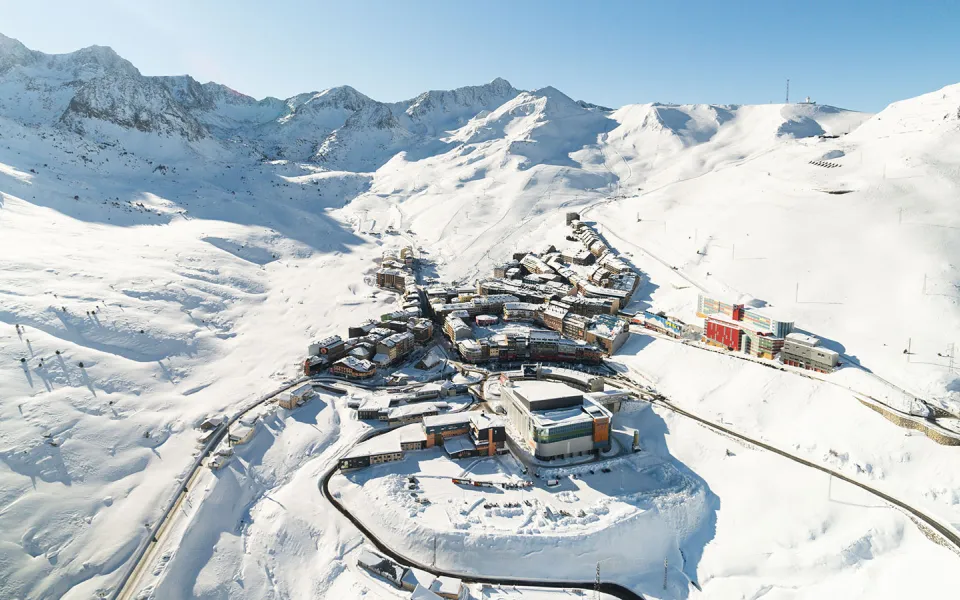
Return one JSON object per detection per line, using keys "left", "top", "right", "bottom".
{"left": 456, "top": 329, "right": 604, "bottom": 365}
{"left": 339, "top": 410, "right": 507, "bottom": 470}
{"left": 375, "top": 246, "right": 419, "bottom": 300}
{"left": 342, "top": 368, "right": 632, "bottom": 469}
{"left": 439, "top": 298, "right": 628, "bottom": 363}
{"left": 307, "top": 218, "right": 642, "bottom": 379}
{"left": 425, "top": 221, "right": 639, "bottom": 366}
{"left": 696, "top": 293, "right": 839, "bottom": 372}
{"left": 357, "top": 548, "right": 463, "bottom": 599}
{"left": 303, "top": 308, "right": 434, "bottom": 378}
{"left": 353, "top": 380, "right": 468, "bottom": 422}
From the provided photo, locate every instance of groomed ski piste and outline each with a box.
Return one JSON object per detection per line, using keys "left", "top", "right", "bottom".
{"left": 1, "top": 33, "right": 959, "bottom": 599}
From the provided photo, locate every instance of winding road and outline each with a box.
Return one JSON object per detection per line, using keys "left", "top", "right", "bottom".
{"left": 607, "top": 375, "right": 960, "bottom": 555}
{"left": 318, "top": 423, "right": 646, "bottom": 600}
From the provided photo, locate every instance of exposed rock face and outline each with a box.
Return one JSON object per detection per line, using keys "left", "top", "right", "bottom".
{"left": 62, "top": 75, "right": 208, "bottom": 140}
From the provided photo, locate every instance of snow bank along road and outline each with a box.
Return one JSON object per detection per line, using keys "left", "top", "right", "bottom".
{"left": 608, "top": 375, "right": 960, "bottom": 555}
{"left": 318, "top": 424, "right": 646, "bottom": 600}
{"left": 112, "top": 375, "right": 341, "bottom": 600}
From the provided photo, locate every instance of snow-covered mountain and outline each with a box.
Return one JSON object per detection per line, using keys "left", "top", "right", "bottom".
{"left": 2, "top": 32, "right": 960, "bottom": 600}
{"left": 0, "top": 33, "right": 879, "bottom": 170}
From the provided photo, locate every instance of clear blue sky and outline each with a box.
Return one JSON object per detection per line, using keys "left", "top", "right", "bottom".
{"left": 3, "top": 0, "right": 958, "bottom": 112}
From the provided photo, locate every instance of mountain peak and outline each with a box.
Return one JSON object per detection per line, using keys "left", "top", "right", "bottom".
{"left": 60, "top": 43, "right": 140, "bottom": 77}
{"left": 0, "top": 32, "right": 37, "bottom": 72}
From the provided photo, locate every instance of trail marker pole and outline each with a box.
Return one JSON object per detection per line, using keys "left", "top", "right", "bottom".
{"left": 664, "top": 557, "right": 669, "bottom": 591}
{"left": 595, "top": 562, "right": 601, "bottom": 600}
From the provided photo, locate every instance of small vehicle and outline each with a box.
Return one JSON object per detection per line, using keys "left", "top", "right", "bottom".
{"left": 601, "top": 467, "right": 612, "bottom": 474}
{"left": 546, "top": 479, "right": 560, "bottom": 487}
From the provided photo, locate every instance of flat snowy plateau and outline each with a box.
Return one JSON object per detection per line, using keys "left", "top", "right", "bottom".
{"left": 0, "top": 33, "right": 958, "bottom": 599}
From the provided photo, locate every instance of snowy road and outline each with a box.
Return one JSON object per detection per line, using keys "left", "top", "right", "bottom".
{"left": 318, "top": 426, "right": 647, "bottom": 600}
{"left": 608, "top": 376, "right": 960, "bottom": 555}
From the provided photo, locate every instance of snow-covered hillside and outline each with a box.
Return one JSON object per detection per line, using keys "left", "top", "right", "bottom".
{"left": 1, "top": 33, "right": 958, "bottom": 599}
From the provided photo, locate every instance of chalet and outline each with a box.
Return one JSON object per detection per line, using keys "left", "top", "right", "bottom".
{"left": 330, "top": 356, "right": 377, "bottom": 379}
{"left": 278, "top": 383, "right": 315, "bottom": 409}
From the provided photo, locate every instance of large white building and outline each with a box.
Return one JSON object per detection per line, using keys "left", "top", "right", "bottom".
{"left": 501, "top": 379, "right": 611, "bottom": 460}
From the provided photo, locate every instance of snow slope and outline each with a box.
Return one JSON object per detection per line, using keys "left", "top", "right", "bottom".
{"left": 1, "top": 32, "right": 959, "bottom": 599}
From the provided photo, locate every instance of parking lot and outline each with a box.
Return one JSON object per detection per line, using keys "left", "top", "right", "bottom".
{"left": 338, "top": 444, "right": 686, "bottom": 535}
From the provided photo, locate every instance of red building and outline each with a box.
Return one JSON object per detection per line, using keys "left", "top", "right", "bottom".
{"left": 704, "top": 316, "right": 743, "bottom": 351}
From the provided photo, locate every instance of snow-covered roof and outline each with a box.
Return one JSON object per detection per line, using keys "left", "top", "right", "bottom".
{"left": 587, "top": 314, "right": 627, "bottom": 339}
{"left": 470, "top": 412, "right": 505, "bottom": 430}
{"left": 387, "top": 403, "right": 439, "bottom": 420}
{"left": 402, "top": 568, "right": 436, "bottom": 591}
{"left": 343, "top": 434, "right": 402, "bottom": 459}
{"left": 399, "top": 426, "right": 428, "bottom": 444}
{"left": 311, "top": 334, "right": 343, "bottom": 348}
{"left": 229, "top": 423, "right": 255, "bottom": 438}
{"left": 288, "top": 382, "right": 314, "bottom": 397}
{"left": 422, "top": 413, "right": 472, "bottom": 429}
{"left": 431, "top": 575, "right": 462, "bottom": 596}
{"left": 334, "top": 356, "right": 375, "bottom": 371}
{"left": 411, "top": 585, "right": 443, "bottom": 600}
{"left": 358, "top": 395, "right": 393, "bottom": 410}
{"left": 443, "top": 436, "right": 476, "bottom": 455}
{"left": 584, "top": 390, "right": 632, "bottom": 402}
{"left": 542, "top": 303, "right": 568, "bottom": 319}
{"left": 534, "top": 406, "right": 592, "bottom": 427}
{"left": 513, "top": 379, "right": 581, "bottom": 403}
{"left": 785, "top": 332, "right": 820, "bottom": 347}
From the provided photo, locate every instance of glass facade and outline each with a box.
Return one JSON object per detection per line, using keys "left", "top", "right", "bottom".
{"left": 533, "top": 421, "right": 594, "bottom": 444}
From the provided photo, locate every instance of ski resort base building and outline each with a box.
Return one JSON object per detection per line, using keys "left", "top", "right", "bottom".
{"left": 501, "top": 379, "right": 612, "bottom": 461}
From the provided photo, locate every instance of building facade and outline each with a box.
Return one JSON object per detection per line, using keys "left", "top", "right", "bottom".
{"left": 376, "top": 331, "right": 415, "bottom": 363}
{"left": 502, "top": 379, "right": 612, "bottom": 460}
{"left": 780, "top": 332, "right": 839, "bottom": 372}
{"left": 704, "top": 316, "right": 743, "bottom": 351}
{"left": 330, "top": 356, "right": 377, "bottom": 379}
{"left": 696, "top": 294, "right": 744, "bottom": 320}
{"left": 741, "top": 308, "right": 794, "bottom": 338}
